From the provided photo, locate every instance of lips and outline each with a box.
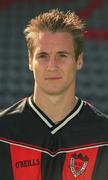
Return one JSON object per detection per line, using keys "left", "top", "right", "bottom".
{"left": 45, "top": 77, "right": 62, "bottom": 80}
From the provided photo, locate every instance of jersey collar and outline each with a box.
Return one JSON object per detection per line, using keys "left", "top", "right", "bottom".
{"left": 28, "top": 96, "right": 84, "bottom": 134}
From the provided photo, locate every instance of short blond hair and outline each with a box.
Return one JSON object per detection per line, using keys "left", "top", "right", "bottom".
{"left": 24, "top": 9, "right": 85, "bottom": 60}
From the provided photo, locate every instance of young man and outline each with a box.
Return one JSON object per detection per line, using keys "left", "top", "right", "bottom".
{"left": 0, "top": 9, "right": 108, "bottom": 180}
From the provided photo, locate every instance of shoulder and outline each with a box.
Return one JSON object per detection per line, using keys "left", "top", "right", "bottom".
{"left": 0, "top": 97, "right": 31, "bottom": 136}
{"left": 79, "top": 100, "right": 108, "bottom": 143}
{"left": 81, "top": 100, "right": 108, "bottom": 129}
{"left": 0, "top": 97, "right": 28, "bottom": 120}
{"left": 83, "top": 100, "right": 108, "bottom": 118}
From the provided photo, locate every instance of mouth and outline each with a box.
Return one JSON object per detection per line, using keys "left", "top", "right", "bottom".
{"left": 45, "top": 77, "right": 62, "bottom": 80}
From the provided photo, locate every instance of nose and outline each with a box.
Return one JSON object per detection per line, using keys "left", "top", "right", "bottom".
{"left": 47, "top": 56, "right": 57, "bottom": 71}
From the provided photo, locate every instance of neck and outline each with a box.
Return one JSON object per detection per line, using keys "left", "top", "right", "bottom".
{"left": 33, "top": 87, "right": 77, "bottom": 123}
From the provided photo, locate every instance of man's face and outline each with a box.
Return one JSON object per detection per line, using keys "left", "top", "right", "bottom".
{"left": 29, "top": 31, "right": 83, "bottom": 96}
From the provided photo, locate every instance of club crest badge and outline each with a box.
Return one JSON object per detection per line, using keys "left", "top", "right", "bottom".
{"left": 70, "top": 153, "right": 89, "bottom": 178}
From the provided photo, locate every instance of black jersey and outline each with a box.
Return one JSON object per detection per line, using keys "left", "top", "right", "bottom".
{"left": 0, "top": 96, "right": 108, "bottom": 180}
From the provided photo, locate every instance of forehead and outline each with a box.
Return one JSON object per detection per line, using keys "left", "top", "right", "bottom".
{"left": 33, "top": 31, "right": 74, "bottom": 52}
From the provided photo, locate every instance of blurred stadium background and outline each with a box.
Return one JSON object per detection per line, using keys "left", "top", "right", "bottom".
{"left": 0, "top": 0, "right": 108, "bottom": 114}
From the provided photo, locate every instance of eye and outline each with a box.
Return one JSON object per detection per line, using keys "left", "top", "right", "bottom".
{"left": 58, "top": 53, "right": 68, "bottom": 59}
{"left": 38, "top": 54, "right": 47, "bottom": 58}
{"left": 59, "top": 54, "right": 68, "bottom": 57}
{"left": 36, "top": 53, "right": 48, "bottom": 60}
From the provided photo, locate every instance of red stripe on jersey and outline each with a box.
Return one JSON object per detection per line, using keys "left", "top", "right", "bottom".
{"left": 62, "top": 147, "right": 98, "bottom": 180}
{"left": 10, "top": 144, "right": 42, "bottom": 180}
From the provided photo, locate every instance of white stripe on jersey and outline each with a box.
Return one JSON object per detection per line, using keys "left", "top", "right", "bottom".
{"left": 51, "top": 100, "right": 83, "bottom": 134}
{"left": 28, "top": 97, "right": 53, "bottom": 128}
{"left": 28, "top": 97, "right": 84, "bottom": 134}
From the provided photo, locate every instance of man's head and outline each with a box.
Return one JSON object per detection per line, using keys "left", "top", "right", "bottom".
{"left": 24, "top": 9, "right": 85, "bottom": 60}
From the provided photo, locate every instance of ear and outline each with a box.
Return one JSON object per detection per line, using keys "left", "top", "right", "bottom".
{"left": 76, "top": 53, "right": 83, "bottom": 70}
{"left": 28, "top": 53, "right": 33, "bottom": 71}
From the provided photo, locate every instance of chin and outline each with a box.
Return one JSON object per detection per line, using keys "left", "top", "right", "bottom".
{"left": 43, "top": 88, "right": 66, "bottom": 96}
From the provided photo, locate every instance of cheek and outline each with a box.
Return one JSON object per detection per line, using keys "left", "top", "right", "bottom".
{"left": 33, "top": 64, "right": 44, "bottom": 81}
{"left": 66, "top": 64, "right": 77, "bottom": 79}
{"left": 32, "top": 61, "right": 40, "bottom": 74}
{"left": 64, "top": 62, "right": 76, "bottom": 72}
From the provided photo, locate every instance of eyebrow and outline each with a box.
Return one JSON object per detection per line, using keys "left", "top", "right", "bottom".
{"left": 36, "top": 51, "right": 72, "bottom": 56}
{"left": 57, "top": 51, "right": 72, "bottom": 55}
{"left": 35, "top": 52, "right": 48, "bottom": 57}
